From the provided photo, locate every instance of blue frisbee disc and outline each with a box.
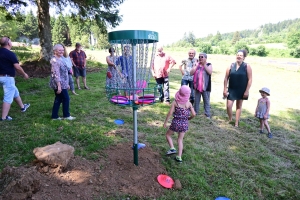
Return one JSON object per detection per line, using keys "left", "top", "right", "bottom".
{"left": 215, "top": 197, "right": 231, "bottom": 200}
{"left": 132, "top": 143, "right": 146, "bottom": 149}
{"left": 114, "top": 119, "right": 124, "bottom": 125}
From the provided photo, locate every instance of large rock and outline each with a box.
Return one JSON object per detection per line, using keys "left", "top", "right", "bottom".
{"left": 33, "top": 142, "right": 74, "bottom": 168}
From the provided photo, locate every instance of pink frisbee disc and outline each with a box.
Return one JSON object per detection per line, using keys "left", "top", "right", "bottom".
{"left": 157, "top": 174, "right": 174, "bottom": 189}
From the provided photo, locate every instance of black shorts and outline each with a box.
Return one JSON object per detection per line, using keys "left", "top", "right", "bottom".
{"left": 73, "top": 66, "right": 86, "bottom": 77}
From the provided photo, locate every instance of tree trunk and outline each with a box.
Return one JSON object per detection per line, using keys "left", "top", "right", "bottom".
{"left": 36, "top": 0, "right": 52, "bottom": 62}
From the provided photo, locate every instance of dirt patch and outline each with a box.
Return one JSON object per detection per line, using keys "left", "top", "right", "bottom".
{"left": 0, "top": 142, "right": 168, "bottom": 199}
{"left": 20, "top": 61, "right": 101, "bottom": 78}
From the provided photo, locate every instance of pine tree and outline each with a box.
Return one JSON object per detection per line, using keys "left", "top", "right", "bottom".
{"left": 21, "top": 10, "right": 38, "bottom": 40}
{"left": 52, "top": 14, "right": 68, "bottom": 45}
{"left": 231, "top": 31, "right": 241, "bottom": 45}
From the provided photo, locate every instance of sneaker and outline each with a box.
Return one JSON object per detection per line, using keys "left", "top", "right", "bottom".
{"left": 21, "top": 103, "right": 30, "bottom": 112}
{"left": 259, "top": 130, "right": 264, "bottom": 134}
{"left": 0, "top": 116, "right": 12, "bottom": 121}
{"left": 64, "top": 116, "right": 76, "bottom": 120}
{"left": 52, "top": 117, "right": 62, "bottom": 120}
{"left": 174, "top": 156, "right": 183, "bottom": 163}
{"left": 267, "top": 132, "right": 273, "bottom": 138}
{"left": 166, "top": 148, "right": 177, "bottom": 155}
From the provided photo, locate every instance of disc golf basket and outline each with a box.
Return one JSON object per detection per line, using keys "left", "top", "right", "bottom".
{"left": 106, "top": 30, "right": 159, "bottom": 165}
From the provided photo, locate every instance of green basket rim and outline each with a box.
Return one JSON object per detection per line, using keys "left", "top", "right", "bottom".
{"left": 108, "top": 30, "right": 159, "bottom": 44}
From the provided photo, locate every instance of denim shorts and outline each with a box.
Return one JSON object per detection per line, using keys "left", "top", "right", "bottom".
{"left": 0, "top": 77, "right": 20, "bottom": 104}
{"left": 73, "top": 66, "right": 86, "bottom": 77}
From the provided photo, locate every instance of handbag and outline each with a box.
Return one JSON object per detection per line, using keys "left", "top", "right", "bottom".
{"left": 107, "top": 71, "right": 112, "bottom": 79}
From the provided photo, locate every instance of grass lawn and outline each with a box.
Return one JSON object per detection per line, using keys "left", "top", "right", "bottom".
{"left": 1, "top": 50, "right": 300, "bottom": 199}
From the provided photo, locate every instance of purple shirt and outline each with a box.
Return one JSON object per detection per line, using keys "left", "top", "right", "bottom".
{"left": 50, "top": 56, "right": 69, "bottom": 89}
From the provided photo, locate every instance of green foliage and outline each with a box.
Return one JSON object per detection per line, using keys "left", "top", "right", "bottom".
{"left": 0, "top": 7, "right": 18, "bottom": 39}
{"left": 266, "top": 48, "right": 291, "bottom": 58}
{"left": 52, "top": 14, "right": 69, "bottom": 45}
{"left": 11, "top": 47, "right": 39, "bottom": 62}
{"left": 198, "top": 42, "right": 213, "bottom": 54}
{"left": 286, "top": 30, "right": 300, "bottom": 49}
{"left": 218, "top": 41, "right": 231, "bottom": 55}
{"left": 289, "top": 46, "right": 300, "bottom": 58}
{"left": 18, "top": 10, "right": 38, "bottom": 40}
{"left": 231, "top": 31, "right": 241, "bottom": 45}
{"left": 183, "top": 32, "right": 196, "bottom": 46}
{"left": 234, "top": 41, "right": 249, "bottom": 55}
{"left": 211, "top": 31, "right": 222, "bottom": 46}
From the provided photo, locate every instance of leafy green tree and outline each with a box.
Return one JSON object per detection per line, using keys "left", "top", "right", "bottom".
{"left": 256, "top": 45, "right": 267, "bottom": 56}
{"left": 234, "top": 41, "right": 249, "bottom": 55}
{"left": 52, "top": 14, "right": 69, "bottom": 45}
{"left": 286, "top": 30, "right": 300, "bottom": 49}
{"left": 198, "top": 42, "right": 213, "bottom": 54}
{"left": 231, "top": 31, "right": 241, "bottom": 45}
{"left": 218, "top": 41, "right": 231, "bottom": 55}
{"left": 211, "top": 31, "right": 222, "bottom": 46}
{"left": 0, "top": 7, "right": 18, "bottom": 39}
{"left": 289, "top": 46, "right": 300, "bottom": 58}
{"left": 0, "top": 0, "right": 124, "bottom": 61}
{"left": 19, "top": 10, "right": 38, "bottom": 40}
{"left": 182, "top": 32, "right": 196, "bottom": 46}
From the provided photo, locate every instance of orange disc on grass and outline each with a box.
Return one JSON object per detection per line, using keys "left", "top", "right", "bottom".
{"left": 157, "top": 174, "right": 174, "bottom": 189}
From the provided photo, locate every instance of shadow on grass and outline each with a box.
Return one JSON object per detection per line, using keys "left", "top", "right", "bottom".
{"left": 1, "top": 68, "right": 300, "bottom": 199}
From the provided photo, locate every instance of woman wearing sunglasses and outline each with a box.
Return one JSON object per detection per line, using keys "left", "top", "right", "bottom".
{"left": 190, "top": 53, "right": 213, "bottom": 118}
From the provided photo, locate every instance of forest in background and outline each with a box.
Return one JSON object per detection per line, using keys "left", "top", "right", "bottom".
{"left": 1, "top": 7, "right": 300, "bottom": 58}
{"left": 168, "top": 18, "right": 300, "bottom": 58}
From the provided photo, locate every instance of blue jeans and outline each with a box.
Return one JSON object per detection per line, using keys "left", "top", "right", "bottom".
{"left": 0, "top": 76, "right": 20, "bottom": 104}
{"left": 181, "top": 79, "right": 194, "bottom": 103}
{"left": 155, "top": 77, "right": 170, "bottom": 102}
{"left": 51, "top": 89, "right": 70, "bottom": 118}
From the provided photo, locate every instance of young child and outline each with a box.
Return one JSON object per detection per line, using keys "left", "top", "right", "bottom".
{"left": 255, "top": 87, "right": 272, "bottom": 138}
{"left": 163, "top": 85, "right": 196, "bottom": 162}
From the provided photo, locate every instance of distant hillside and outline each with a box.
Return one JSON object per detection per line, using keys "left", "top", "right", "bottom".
{"left": 201, "top": 18, "right": 300, "bottom": 43}
{"left": 204, "top": 18, "right": 300, "bottom": 41}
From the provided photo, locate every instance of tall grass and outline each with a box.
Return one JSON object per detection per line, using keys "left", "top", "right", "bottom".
{"left": 1, "top": 51, "right": 300, "bottom": 199}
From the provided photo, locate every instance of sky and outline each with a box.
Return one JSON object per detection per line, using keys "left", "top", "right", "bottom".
{"left": 109, "top": 0, "right": 300, "bottom": 45}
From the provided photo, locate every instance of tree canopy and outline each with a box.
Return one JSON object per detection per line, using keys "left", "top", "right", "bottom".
{"left": 0, "top": 0, "right": 124, "bottom": 61}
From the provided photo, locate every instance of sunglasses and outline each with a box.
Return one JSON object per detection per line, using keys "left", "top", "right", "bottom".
{"left": 199, "top": 56, "right": 206, "bottom": 58}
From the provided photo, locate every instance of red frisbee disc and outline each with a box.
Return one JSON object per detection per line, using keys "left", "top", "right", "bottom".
{"left": 157, "top": 174, "right": 174, "bottom": 189}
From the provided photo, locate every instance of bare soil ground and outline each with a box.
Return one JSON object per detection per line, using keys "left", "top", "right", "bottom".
{"left": 0, "top": 64, "right": 168, "bottom": 199}
{"left": 0, "top": 142, "right": 168, "bottom": 200}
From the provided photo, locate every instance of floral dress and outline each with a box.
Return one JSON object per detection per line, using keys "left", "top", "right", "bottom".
{"left": 106, "top": 55, "right": 119, "bottom": 87}
{"left": 169, "top": 101, "right": 191, "bottom": 133}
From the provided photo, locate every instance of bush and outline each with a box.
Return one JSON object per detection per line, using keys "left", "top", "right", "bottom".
{"left": 198, "top": 43, "right": 212, "bottom": 54}
{"left": 256, "top": 45, "right": 267, "bottom": 56}
{"left": 250, "top": 47, "right": 257, "bottom": 56}
{"left": 234, "top": 41, "right": 249, "bottom": 54}
{"left": 290, "top": 46, "right": 300, "bottom": 58}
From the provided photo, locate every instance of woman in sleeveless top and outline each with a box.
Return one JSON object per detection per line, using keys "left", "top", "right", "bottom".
{"left": 223, "top": 49, "right": 252, "bottom": 127}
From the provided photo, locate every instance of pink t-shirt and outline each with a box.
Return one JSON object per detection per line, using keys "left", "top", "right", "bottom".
{"left": 152, "top": 53, "right": 176, "bottom": 78}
